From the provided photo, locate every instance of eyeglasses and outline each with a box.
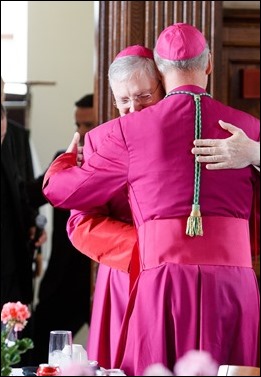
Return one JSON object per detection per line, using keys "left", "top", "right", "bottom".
{"left": 113, "top": 81, "right": 161, "bottom": 109}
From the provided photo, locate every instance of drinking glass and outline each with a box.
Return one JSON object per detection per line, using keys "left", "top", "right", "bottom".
{"left": 48, "top": 330, "right": 72, "bottom": 368}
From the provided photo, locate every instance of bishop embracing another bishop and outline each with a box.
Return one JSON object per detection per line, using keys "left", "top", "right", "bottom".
{"left": 42, "top": 23, "right": 260, "bottom": 377}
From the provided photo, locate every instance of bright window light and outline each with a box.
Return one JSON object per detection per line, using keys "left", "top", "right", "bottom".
{"left": 1, "top": 1, "right": 28, "bottom": 94}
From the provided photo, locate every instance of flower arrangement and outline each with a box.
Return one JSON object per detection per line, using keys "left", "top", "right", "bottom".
{"left": 1, "top": 301, "right": 34, "bottom": 376}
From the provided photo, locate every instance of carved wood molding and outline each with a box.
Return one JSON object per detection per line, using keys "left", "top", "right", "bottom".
{"left": 221, "top": 7, "right": 260, "bottom": 116}
{"left": 223, "top": 8, "right": 260, "bottom": 47}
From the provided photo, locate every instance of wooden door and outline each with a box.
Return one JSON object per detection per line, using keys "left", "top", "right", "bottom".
{"left": 221, "top": 8, "right": 260, "bottom": 280}
{"left": 221, "top": 8, "right": 260, "bottom": 118}
{"left": 94, "top": 1, "right": 223, "bottom": 124}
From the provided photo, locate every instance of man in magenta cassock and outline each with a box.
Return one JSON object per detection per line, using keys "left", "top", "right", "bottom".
{"left": 43, "top": 23, "right": 260, "bottom": 376}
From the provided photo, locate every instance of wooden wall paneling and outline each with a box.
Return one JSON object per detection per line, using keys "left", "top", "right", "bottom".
{"left": 222, "top": 8, "right": 260, "bottom": 281}
{"left": 94, "top": 1, "right": 223, "bottom": 124}
{"left": 222, "top": 47, "right": 260, "bottom": 117}
{"left": 94, "top": 1, "right": 148, "bottom": 123}
{"left": 221, "top": 8, "right": 260, "bottom": 118}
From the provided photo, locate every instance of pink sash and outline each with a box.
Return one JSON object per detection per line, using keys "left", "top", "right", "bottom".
{"left": 138, "top": 217, "right": 252, "bottom": 269}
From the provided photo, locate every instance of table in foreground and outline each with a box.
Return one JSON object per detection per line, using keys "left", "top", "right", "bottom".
{"left": 11, "top": 366, "right": 126, "bottom": 376}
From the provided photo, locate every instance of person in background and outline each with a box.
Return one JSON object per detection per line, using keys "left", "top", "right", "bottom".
{"left": 1, "top": 104, "right": 36, "bottom": 308}
{"left": 68, "top": 45, "right": 165, "bottom": 369}
{"left": 1, "top": 97, "right": 46, "bottom": 366}
{"left": 74, "top": 94, "right": 96, "bottom": 145}
{"left": 42, "top": 23, "right": 260, "bottom": 375}
{"left": 30, "top": 94, "right": 95, "bottom": 366}
{"left": 1, "top": 103, "right": 7, "bottom": 143}
{"left": 1, "top": 79, "right": 46, "bottom": 310}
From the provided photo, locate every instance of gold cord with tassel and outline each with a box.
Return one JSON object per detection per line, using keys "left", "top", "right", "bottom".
{"left": 186, "top": 94, "right": 205, "bottom": 236}
{"left": 186, "top": 204, "right": 203, "bottom": 237}
{"left": 164, "top": 90, "right": 212, "bottom": 237}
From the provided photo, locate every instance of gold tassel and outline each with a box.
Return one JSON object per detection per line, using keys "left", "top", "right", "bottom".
{"left": 186, "top": 204, "right": 203, "bottom": 237}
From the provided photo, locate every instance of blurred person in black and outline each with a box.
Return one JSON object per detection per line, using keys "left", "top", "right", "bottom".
{"left": 30, "top": 94, "right": 95, "bottom": 365}
{"left": 1, "top": 98, "right": 47, "bottom": 366}
{"left": 1, "top": 103, "right": 35, "bottom": 309}
{"left": 1, "top": 96, "right": 46, "bottom": 310}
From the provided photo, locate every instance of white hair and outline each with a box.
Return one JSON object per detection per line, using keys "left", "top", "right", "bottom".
{"left": 153, "top": 45, "right": 210, "bottom": 74}
{"left": 108, "top": 56, "right": 160, "bottom": 85}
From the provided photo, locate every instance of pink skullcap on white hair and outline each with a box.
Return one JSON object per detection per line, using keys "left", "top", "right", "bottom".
{"left": 155, "top": 23, "right": 206, "bottom": 60}
{"left": 114, "top": 45, "right": 154, "bottom": 61}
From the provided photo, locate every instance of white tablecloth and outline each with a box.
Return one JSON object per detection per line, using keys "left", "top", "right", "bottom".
{"left": 11, "top": 369, "right": 24, "bottom": 376}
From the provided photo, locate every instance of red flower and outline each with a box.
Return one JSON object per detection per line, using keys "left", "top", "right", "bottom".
{"left": 1, "top": 302, "right": 34, "bottom": 376}
{"left": 1, "top": 301, "right": 31, "bottom": 332}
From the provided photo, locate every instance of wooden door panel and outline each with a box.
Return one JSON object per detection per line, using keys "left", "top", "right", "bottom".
{"left": 94, "top": 1, "right": 223, "bottom": 124}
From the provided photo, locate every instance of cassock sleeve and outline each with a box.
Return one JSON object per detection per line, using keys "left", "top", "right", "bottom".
{"left": 67, "top": 210, "right": 137, "bottom": 273}
{"left": 42, "top": 119, "right": 129, "bottom": 211}
{"left": 43, "top": 121, "right": 135, "bottom": 272}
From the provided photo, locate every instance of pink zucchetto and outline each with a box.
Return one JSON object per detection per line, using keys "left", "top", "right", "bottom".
{"left": 155, "top": 23, "right": 207, "bottom": 61}
{"left": 114, "top": 45, "right": 154, "bottom": 61}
